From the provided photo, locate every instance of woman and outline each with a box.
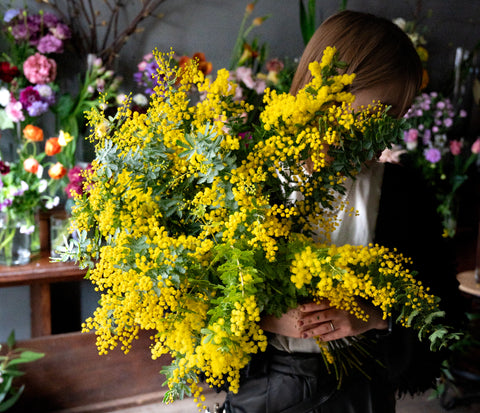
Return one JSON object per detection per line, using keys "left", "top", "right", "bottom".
{"left": 222, "top": 10, "right": 459, "bottom": 413}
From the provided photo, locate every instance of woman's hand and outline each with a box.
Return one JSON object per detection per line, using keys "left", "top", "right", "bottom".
{"left": 260, "top": 299, "right": 388, "bottom": 341}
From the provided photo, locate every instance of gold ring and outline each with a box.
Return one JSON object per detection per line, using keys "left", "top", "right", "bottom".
{"left": 329, "top": 321, "right": 335, "bottom": 332}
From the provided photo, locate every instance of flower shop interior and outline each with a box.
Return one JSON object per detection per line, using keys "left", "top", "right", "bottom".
{"left": 1, "top": 0, "right": 480, "bottom": 412}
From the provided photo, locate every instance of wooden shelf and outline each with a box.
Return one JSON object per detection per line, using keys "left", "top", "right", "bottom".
{"left": 0, "top": 251, "right": 87, "bottom": 337}
{"left": 0, "top": 251, "right": 87, "bottom": 287}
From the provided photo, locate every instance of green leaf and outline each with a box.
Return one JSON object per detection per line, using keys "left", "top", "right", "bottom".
{"left": 0, "top": 385, "right": 25, "bottom": 412}
{"left": 8, "top": 351, "right": 44, "bottom": 366}
{"left": 6, "top": 331, "right": 15, "bottom": 349}
{"left": 0, "top": 111, "right": 14, "bottom": 130}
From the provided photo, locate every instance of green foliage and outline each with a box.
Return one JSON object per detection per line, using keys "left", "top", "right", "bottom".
{"left": 0, "top": 331, "right": 44, "bottom": 412}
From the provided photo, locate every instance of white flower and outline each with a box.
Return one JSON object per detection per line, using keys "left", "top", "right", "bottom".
{"left": 36, "top": 165, "right": 44, "bottom": 179}
{"left": 45, "top": 196, "right": 60, "bottom": 209}
{"left": 20, "top": 224, "right": 35, "bottom": 235}
{"left": 116, "top": 93, "right": 128, "bottom": 105}
{"left": 38, "top": 179, "right": 48, "bottom": 193}
{"left": 406, "top": 140, "right": 418, "bottom": 150}
{"left": 0, "top": 87, "right": 11, "bottom": 107}
{"left": 393, "top": 17, "right": 406, "bottom": 30}
{"left": 133, "top": 93, "right": 148, "bottom": 106}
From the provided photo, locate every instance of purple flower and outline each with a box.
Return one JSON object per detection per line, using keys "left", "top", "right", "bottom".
{"left": 27, "top": 100, "right": 49, "bottom": 116}
{"left": 50, "top": 23, "right": 71, "bottom": 40}
{"left": 42, "top": 12, "right": 60, "bottom": 28}
{"left": 4, "top": 9, "right": 20, "bottom": 23}
{"left": 37, "top": 34, "right": 64, "bottom": 53}
{"left": 34, "top": 84, "right": 55, "bottom": 105}
{"left": 444, "top": 118, "right": 453, "bottom": 128}
{"left": 19, "top": 86, "right": 41, "bottom": 109}
{"left": 424, "top": 147, "right": 442, "bottom": 163}
{"left": 422, "top": 129, "right": 432, "bottom": 144}
{"left": 11, "top": 24, "right": 29, "bottom": 41}
{"left": 0, "top": 199, "right": 13, "bottom": 211}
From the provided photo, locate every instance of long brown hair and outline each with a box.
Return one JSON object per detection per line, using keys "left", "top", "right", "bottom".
{"left": 290, "top": 10, "right": 423, "bottom": 117}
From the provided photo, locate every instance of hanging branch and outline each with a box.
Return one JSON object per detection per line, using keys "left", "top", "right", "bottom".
{"left": 35, "top": 0, "right": 168, "bottom": 68}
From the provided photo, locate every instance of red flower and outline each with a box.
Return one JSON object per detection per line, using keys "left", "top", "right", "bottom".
{"left": 23, "top": 158, "right": 39, "bottom": 174}
{"left": 45, "top": 137, "right": 62, "bottom": 156}
{"left": 0, "top": 61, "right": 20, "bottom": 83}
{"left": 0, "top": 160, "right": 10, "bottom": 175}
{"left": 48, "top": 162, "right": 67, "bottom": 179}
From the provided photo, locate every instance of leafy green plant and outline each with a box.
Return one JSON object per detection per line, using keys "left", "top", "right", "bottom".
{"left": 0, "top": 331, "right": 44, "bottom": 412}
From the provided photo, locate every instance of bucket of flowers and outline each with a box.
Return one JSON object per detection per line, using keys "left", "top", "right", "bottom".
{"left": 57, "top": 48, "right": 461, "bottom": 410}
{"left": 0, "top": 124, "right": 66, "bottom": 266}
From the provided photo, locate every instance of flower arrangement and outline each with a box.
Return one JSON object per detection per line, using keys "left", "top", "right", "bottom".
{"left": 58, "top": 49, "right": 459, "bottom": 409}
{"left": 53, "top": 53, "right": 123, "bottom": 169}
{"left": 0, "top": 124, "right": 63, "bottom": 265}
{"left": 397, "top": 91, "right": 478, "bottom": 237}
{"left": 226, "top": 2, "right": 295, "bottom": 126}
{"left": 0, "top": 7, "right": 71, "bottom": 129}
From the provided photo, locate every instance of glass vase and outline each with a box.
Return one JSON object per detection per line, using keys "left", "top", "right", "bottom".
{"left": 0, "top": 212, "right": 32, "bottom": 266}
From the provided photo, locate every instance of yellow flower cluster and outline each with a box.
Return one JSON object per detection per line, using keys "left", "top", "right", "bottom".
{"left": 66, "top": 47, "right": 449, "bottom": 407}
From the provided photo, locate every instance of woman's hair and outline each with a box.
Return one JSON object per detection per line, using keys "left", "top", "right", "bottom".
{"left": 289, "top": 10, "right": 423, "bottom": 117}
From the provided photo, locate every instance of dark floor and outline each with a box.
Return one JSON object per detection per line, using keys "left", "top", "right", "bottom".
{"left": 109, "top": 388, "right": 480, "bottom": 413}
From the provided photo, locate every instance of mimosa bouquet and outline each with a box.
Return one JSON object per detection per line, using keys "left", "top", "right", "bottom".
{"left": 58, "top": 48, "right": 459, "bottom": 408}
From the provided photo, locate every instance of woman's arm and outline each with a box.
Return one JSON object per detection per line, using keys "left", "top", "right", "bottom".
{"left": 260, "top": 299, "right": 388, "bottom": 341}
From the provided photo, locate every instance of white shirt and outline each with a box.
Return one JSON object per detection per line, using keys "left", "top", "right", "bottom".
{"left": 270, "top": 161, "right": 385, "bottom": 353}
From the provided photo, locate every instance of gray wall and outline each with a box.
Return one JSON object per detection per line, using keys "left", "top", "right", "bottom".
{"left": 1, "top": 0, "right": 480, "bottom": 341}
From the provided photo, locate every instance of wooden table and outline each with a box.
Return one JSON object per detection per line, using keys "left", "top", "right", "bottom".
{"left": 457, "top": 270, "right": 480, "bottom": 297}
{"left": 0, "top": 251, "right": 87, "bottom": 337}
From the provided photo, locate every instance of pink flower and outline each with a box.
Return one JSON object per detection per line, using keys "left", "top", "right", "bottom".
{"left": 471, "top": 138, "right": 480, "bottom": 154}
{"left": 404, "top": 128, "right": 418, "bottom": 142}
{"left": 235, "top": 67, "right": 256, "bottom": 89}
{"left": 449, "top": 140, "right": 463, "bottom": 156}
{"left": 378, "top": 146, "right": 407, "bottom": 164}
{"left": 5, "top": 100, "right": 24, "bottom": 122}
{"left": 23, "top": 53, "right": 57, "bottom": 84}
{"left": 403, "top": 128, "right": 418, "bottom": 150}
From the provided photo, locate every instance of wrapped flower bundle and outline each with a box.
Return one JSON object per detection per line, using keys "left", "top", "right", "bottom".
{"left": 59, "top": 48, "right": 458, "bottom": 407}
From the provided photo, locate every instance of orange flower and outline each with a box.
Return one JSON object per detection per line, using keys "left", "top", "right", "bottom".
{"left": 23, "top": 157, "right": 39, "bottom": 174}
{"left": 45, "top": 137, "right": 62, "bottom": 156}
{"left": 178, "top": 52, "right": 212, "bottom": 76}
{"left": 48, "top": 162, "right": 67, "bottom": 179}
{"left": 23, "top": 124, "right": 44, "bottom": 142}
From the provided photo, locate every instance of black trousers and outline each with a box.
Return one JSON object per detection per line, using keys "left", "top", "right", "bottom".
{"left": 222, "top": 347, "right": 396, "bottom": 413}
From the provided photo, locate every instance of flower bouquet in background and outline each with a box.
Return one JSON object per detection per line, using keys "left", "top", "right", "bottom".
{"left": 0, "top": 124, "right": 64, "bottom": 265}
{"left": 52, "top": 54, "right": 123, "bottom": 167}
{"left": 0, "top": 7, "right": 71, "bottom": 131}
{"left": 57, "top": 49, "right": 461, "bottom": 408}
{"left": 397, "top": 91, "right": 478, "bottom": 237}
{"left": 227, "top": 2, "right": 296, "bottom": 124}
